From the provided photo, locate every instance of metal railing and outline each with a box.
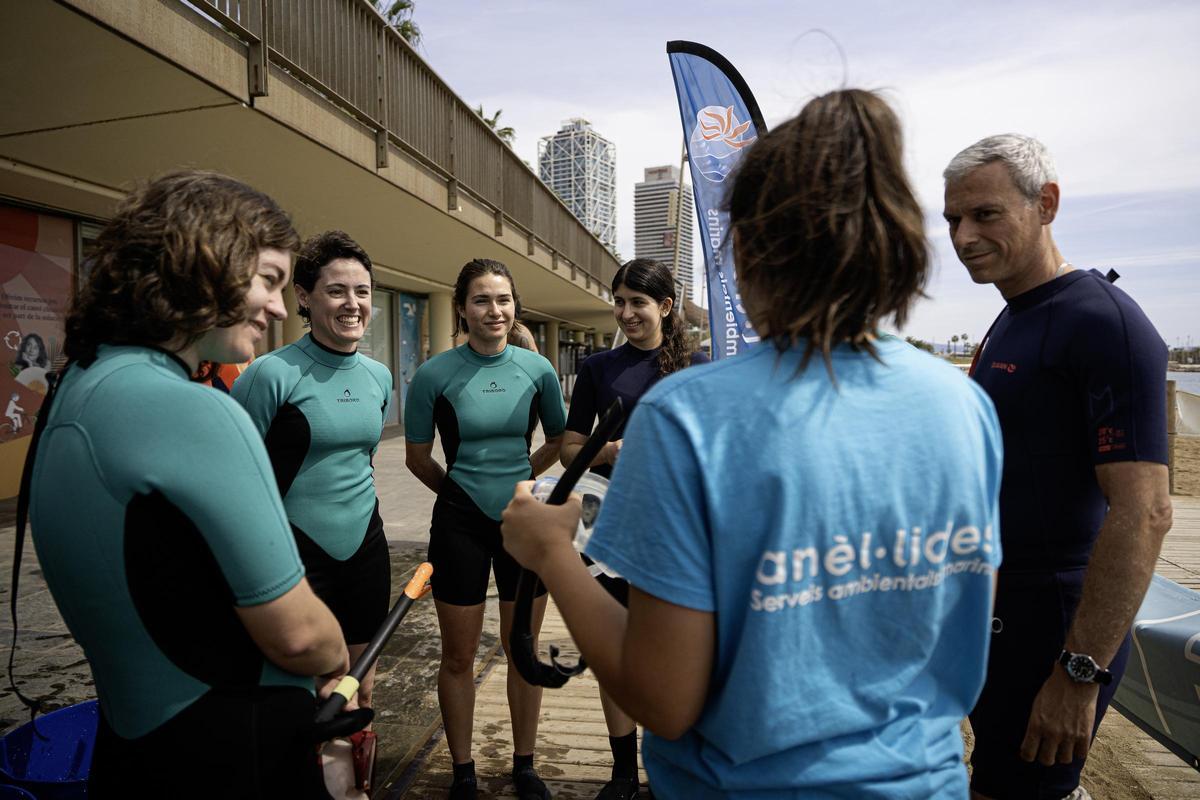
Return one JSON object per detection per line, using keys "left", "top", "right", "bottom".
{"left": 192, "top": 0, "right": 619, "bottom": 291}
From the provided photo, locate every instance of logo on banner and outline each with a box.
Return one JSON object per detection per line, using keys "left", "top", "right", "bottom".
{"left": 689, "top": 105, "right": 756, "bottom": 182}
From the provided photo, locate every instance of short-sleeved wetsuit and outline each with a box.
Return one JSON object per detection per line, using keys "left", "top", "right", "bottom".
{"left": 586, "top": 337, "right": 1003, "bottom": 797}
{"left": 232, "top": 333, "right": 393, "bottom": 644}
{"left": 968, "top": 269, "right": 1168, "bottom": 799}
{"left": 565, "top": 343, "right": 709, "bottom": 604}
{"left": 405, "top": 343, "right": 567, "bottom": 605}
{"left": 30, "top": 345, "right": 327, "bottom": 798}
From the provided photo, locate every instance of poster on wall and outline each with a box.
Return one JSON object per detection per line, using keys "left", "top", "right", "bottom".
{"left": 0, "top": 206, "right": 73, "bottom": 471}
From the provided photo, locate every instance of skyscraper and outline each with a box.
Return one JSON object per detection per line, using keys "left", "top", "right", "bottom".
{"left": 538, "top": 119, "right": 617, "bottom": 254}
{"left": 634, "top": 165, "right": 695, "bottom": 300}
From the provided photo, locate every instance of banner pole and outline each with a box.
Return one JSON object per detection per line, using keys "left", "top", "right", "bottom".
{"left": 671, "top": 138, "right": 687, "bottom": 284}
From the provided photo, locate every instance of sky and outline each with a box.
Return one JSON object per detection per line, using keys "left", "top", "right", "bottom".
{"left": 408, "top": 0, "right": 1200, "bottom": 348}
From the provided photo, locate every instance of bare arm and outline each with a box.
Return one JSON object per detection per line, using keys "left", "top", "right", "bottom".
{"left": 405, "top": 439, "right": 445, "bottom": 493}
{"left": 236, "top": 578, "right": 349, "bottom": 679}
{"left": 530, "top": 434, "right": 564, "bottom": 477}
{"left": 501, "top": 482, "right": 714, "bottom": 738}
{"left": 559, "top": 429, "right": 621, "bottom": 469}
{"left": 1066, "top": 461, "right": 1172, "bottom": 659}
{"left": 1020, "top": 460, "right": 1173, "bottom": 765}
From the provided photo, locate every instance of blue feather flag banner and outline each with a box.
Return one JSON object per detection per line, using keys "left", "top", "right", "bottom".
{"left": 667, "top": 41, "right": 767, "bottom": 359}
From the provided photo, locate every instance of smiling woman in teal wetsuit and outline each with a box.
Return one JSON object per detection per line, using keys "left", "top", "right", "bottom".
{"left": 404, "top": 258, "right": 566, "bottom": 800}
{"left": 28, "top": 171, "right": 348, "bottom": 798}
{"left": 232, "top": 231, "right": 393, "bottom": 726}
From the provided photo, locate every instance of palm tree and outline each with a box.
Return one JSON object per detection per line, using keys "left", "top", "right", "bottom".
{"left": 475, "top": 105, "right": 516, "bottom": 146}
{"left": 951, "top": 334, "right": 960, "bottom": 355}
{"left": 376, "top": 0, "right": 420, "bottom": 46}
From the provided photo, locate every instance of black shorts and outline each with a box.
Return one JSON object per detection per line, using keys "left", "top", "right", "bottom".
{"left": 293, "top": 502, "right": 391, "bottom": 645}
{"left": 969, "top": 568, "right": 1132, "bottom": 799}
{"left": 89, "top": 685, "right": 330, "bottom": 799}
{"left": 584, "top": 557, "right": 629, "bottom": 607}
{"left": 428, "top": 477, "right": 547, "bottom": 606}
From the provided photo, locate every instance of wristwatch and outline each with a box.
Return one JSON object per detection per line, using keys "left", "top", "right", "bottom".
{"left": 1058, "top": 650, "right": 1113, "bottom": 685}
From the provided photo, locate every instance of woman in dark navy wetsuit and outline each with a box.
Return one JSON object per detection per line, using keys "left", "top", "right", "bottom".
{"left": 404, "top": 259, "right": 566, "bottom": 800}
{"left": 561, "top": 258, "right": 707, "bottom": 800}
{"left": 28, "top": 171, "right": 348, "bottom": 798}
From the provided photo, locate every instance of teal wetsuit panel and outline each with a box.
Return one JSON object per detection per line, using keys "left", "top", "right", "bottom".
{"left": 29, "top": 345, "right": 308, "bottom": 739}
{"left": 232, "top": 334, "right": 393, "bottom": 560}
{"left": 405, "top": 344, "right": 566, "bottom": 520}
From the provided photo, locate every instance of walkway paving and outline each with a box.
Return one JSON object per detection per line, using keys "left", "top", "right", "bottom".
{"left": 2, "top": 434, "right": 1199, "bottom": 798}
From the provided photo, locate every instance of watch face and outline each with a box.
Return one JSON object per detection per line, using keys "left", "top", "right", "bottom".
{"left": 1068, "top": 654, "right": 1098, "bottom": 681}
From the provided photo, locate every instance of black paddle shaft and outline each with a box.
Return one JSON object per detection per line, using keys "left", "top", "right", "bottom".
{"left": 311, "top": 562, "right": 432, "bottom": 738}
{"left": 509, "top": 398, "right": 625, "bottom": 688}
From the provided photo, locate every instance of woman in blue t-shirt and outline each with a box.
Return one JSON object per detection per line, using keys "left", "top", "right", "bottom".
{"left": 561, "top": 258, "right": 707, "bottom": 799}
{"left": 500, "top": 91, "right": 1003, "bottom": 799}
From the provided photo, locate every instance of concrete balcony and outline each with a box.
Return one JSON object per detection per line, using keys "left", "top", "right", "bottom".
{"left": 0, "top": 0, "right": 620, "bottom": 340}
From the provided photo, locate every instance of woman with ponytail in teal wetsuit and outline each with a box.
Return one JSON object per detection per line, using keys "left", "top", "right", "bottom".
{"left": 28, "top": 171, "right": 348, "bottom": 799}
{"left": 404, "top": 259, "right": 566, "bottom": 800}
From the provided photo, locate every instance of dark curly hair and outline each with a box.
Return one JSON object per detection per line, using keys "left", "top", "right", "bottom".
{"left": 293, "top": 230, "right": 374, "bottom": 323}
{"left": 65, "top": 170, "right": 299, "bottom": 369}
{"left": 452, "top": 258, "right": 518, "bottom": 336}
{"left": 612, "top": 259, "right": 696, "bottom": 377}
{"left": 728, "top": 89, "right": 928, "bottom": 374}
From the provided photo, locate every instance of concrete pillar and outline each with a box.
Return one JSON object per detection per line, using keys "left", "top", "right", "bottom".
{"left": 428, "top": 291, "right": 455, "bottom": 355}
{"left": 281, "top": 283, "right": 305, "bottom": 345}
{"left": 545, "top": 320, "right": 560, "bottom": 373}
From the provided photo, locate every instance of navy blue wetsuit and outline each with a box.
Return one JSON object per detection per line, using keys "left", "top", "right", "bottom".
{"left": 30, "top": 346, "right": 328, "bottom": 798}
{"left": 566, "top": 344, "right": 709, "bottom": 479}
{"left": 232, "top": 333, "right": 393, "bottom": 644}
{"left": 566, "top": 343, "right": 709, "bottom": 603}
{"left": 968, "top": 269, "right": 1168, "bottom": 799}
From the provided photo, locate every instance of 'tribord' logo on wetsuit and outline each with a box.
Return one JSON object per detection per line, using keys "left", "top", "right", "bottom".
{"left": 337, "top": 387, "right": 360, "bottom": 403}
{"left": 481, "top": 381, "right": 506, "bottom": 394}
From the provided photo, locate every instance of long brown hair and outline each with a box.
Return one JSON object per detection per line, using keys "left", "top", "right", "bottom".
{"left": 728, "top": 89, "right": 928, "bottom": 373}
{"left": 66, "top": 170, "right": 299, "bottom": 367}
{"left": 612, "top": 259, "right": 694, "bottom": 376}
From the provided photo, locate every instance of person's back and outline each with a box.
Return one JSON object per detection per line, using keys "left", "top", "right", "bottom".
{"left": 586, "top": 337, "right": 1001, "bottom": 797}
{"left": 499, "top": 89, "right": 1002, "bottom": 800}
{"left": 31, "top": 346, "right": 311, "bottom": 738}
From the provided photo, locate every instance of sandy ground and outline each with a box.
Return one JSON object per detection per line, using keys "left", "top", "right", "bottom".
{"left": 1172, "top": 435, "right": 1199, "bottom": 496}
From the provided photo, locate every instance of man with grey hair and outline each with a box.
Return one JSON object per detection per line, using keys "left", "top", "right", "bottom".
{"left": 943, "top": 134, "right": 1173, "bottom": 800}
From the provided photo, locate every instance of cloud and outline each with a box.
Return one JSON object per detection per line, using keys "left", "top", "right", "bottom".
{"left": 412, "top": 1, "right": 1200, "bottom": 331}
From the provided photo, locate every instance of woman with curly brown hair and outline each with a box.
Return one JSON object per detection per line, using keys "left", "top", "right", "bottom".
{"left": 559, "top": 258, "right": 707, "bottom": 800}
{"left": 26, "top": 170, "right": 347, "bottom": 798}
{"left": 502, "top": 90, "right": 1003, "bottom": 798}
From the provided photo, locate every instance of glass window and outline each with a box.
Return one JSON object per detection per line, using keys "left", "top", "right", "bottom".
{"left": 359, "top": 288, "right": 397, "bottom": 424}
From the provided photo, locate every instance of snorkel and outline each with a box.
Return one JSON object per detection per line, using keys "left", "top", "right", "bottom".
{"left": 508, "top": 398, "right": 625, "bottom": 688}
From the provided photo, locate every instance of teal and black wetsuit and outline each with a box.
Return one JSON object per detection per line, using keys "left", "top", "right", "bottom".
{"left": 232, "top": 333, "right": 393, "bottom": 644}
{"left": 404, "top": 343, "right": 566, "bottom": 605}
{"left": 29, "top": 345, "right": 327, "bottom": 798}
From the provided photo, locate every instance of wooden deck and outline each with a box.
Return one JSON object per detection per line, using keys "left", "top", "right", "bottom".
{"left": 386, "top": 498, "right": 1200, "bottom": 799}
{"left": 1156, "top": 495, "right": 1200, "bottom": 590}
{"left": 382, "top": 610, "right": 646, "bottom": 799}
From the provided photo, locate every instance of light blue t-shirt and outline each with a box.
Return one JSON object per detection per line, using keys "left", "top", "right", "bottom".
{"left": 585, "top": 337, "right": 1003, "bottom": 799}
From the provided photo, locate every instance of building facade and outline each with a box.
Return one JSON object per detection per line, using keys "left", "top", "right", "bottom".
{"left": 0, "top": 0, "right": 622, "bottom": 499}
{"left": 538, "top": 119, "right": 617, "bottom": 254}
{"left": 634, "top": 165, "right": 695, "bottom": 301}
